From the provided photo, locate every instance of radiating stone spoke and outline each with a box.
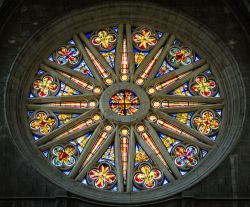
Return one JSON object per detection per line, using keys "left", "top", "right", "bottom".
{"left": 114, "top": 24, "right": 124, "bottom": 80}
{"left": 144, "top": 34, "right": 176, "bottom": 84}
{"left": 134, "top": 33, "right": 168, "bottom": 78}
{"left": 134, "top": 130, "right": 175, "bottom": 181}
{"left": 69, "top": 122, "right": 106, "bottom": 178}
{"left": 156, "top": 103, "right": 224, "bottom": 113}
{"left": 75, "top": 125, "right": 117, "bottom": 181}
{"left": 114, "top": 126, "right": 124, "bottom": 192}
{"left": 40, "top": 64, "right": 99, "bottom": 95}
{"left": 153, "top": 109, "right": 214, "bottom": 146}
{"left": 79, "top": 32, "right": 118, "bottom": 82}
{"left": 125, "top": 24, "right": 136, "bottom": 81}
{"left": 144, "top": 120, "right": 181, "bottom": 178}
{"left": 126, "top": 125, "right": 135, "bottom": 192}
{"left": 38, "top": 120, "right": 102, "bottom": 151}
{"left": 73, "top": 34, "right": 107, "bottom": 87}
{"left": 26, "top": 104, "right": 89, "bottom": 114}
{"left": 36, "top": 109, "right": 100, "bottom": 146}
{"left": 151, "top": 94, "right": 223, "bottom": 104}
{"left": 149, "top": 120, "right": 212, "bottom": 150}
{"left": 27, "top": 94, "right": 98, "bottom": 104}
{"left": 152, "top": 63, "right": 209, "bottom": 95}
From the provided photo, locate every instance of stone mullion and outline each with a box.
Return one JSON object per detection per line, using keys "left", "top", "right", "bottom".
{"left": 114, "top": 24, "right": 124, "bottom": 80}
{"left": 126, "top": 125, "right": 135, "bottom": 192}
{"left": 69, "top": 122, "right": 106, "bottom": 178}
{"left": 26, "top": 104, "right": 88, "bottom": 114}
{"left": 75, "top": 126, "right": 117, "bottom": 181}
{"left": 44, "top": 59, "right": 104, "bottom": 88}
{"left": 114, "top": 126, "right": 124, "bottom": 192}
{"left": 144, "top": 34, "right": 176, "bottom": 84}
{"left": 151, "top": 94, "right": 224, "bottom": 104}
{"left": 144, "top": 120, "right": 181, "bottom": 179}
{"left": 153, "top": 109, "right": 214, "bottom": 146}
{"left": 40, "top": 64, "right": 94, "bottom": 95}
{"left": 79, "top": 32, "right": 118, "bottom": 82}
{"left": 134, "top": 130, "right": 175, "bottom": 182}
{"left": 38, "top": 120, "right": 102, "bottom": 151}
{"left": 35, "top": 108, "right": 98, "bottom": 146}
{"left": 27, "top": 94, "right": 98, "bottom": 104}
{"left": 153, "top": 63, "right": 209, "bottom": 95}
{"left": 158, "top": 103, "right": 224, "bottom": 113}
{"left": 72, "top": 34, "right": 106, "bottom": 87}
{"left": 149, "top": 120, "right": 212, "bottom": 151}
{"left": 144, "top": 60, "right": 207, "bottom": 89}
{"left": 125, "top": 24, "right": 135, "bottom": 82}
{"left": 133, "top": 33, "right": 168, "bottom": 78}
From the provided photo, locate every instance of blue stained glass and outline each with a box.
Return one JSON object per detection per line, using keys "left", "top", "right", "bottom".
{"left": 37, "top": 70, "right": 45, "bottom": 75}
{"left": 180, "top": 170, "right": 187, "bottom": 175}
{"left": 57, "top": 82, "right": 81, "bottom": 96}
{"left": 101, "top": 49, "right": 116, "bottom": 68}
{"left": 63, "top": 170, "right": 71, "bottom": 175}
{"left": 42, "top": 150, "right": 49, "bottom": 158}
{"left": 209, "top": 135, "right": 217, "bottom": 141}
{"left": 27, "top": 111, "right": 34, "bottom": 117}
{"left": 215, "top": 92, "right": 221, "bottom": 98}
{"left": 48, "top": 55, "right": 54, "bottom": 62}
{"left": 173, "top": 39, "right": 182, "bottom": 45}
{"left": 98, "top": 144, "right": 115, "bottom": 166}
{"left": 111, "top": 185, "right": 118, "bottom": 191}
{"left": 70, "top": 133, "right": 92, "bottom": 153}
{"left": 133, "top": 186, "right": 140, "bottom": 191}
{"left": 113, "top": 27, "right": 118, "bottom": 33}
{"left": 29, "top": 93, "right": 35, "bottom": 98}
{"left": 81, "top": 178, "right": 88, "bottom": 185}
{"left": 216, "top": 109, "right": 222, "bottom": 116}
{"left": 85, "top": 32, "right": 92, "bottom": 40}
{"left": 72, "top": 59, "right": 94, "bottom": 77}
{"left": 194, "top": 53, "right": 201, "bottom": 62}
{"left": 163, "top": 178, "right": 169, "bottom": 185}
{"left": 68, "top": 39, "right": 76, "bottom": 45}
{"left": 204, "top": 70, "right": 212, "bottom": 75}
{"left": 201, "top": 150, "right": 208, "bottom": 157}
{"left": 155, "top": 60, "right": 176, "bottom": 78}
{"left": 157, "top": 31, "right": 163, "bottom": 38}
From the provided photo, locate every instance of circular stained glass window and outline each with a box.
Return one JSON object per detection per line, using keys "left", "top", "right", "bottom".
{"left": 26, "top": 24, "right": 223, "bottom": 189}
{"left": 5, "top": 4, "right": 245, "bottom": 205}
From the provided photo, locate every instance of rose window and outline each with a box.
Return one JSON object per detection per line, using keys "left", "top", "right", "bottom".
{"left": 6, "top": 7, "right": 245, "bottom": 203}
{"left": 24, "top": 24, "right": 224, "bottom": 192}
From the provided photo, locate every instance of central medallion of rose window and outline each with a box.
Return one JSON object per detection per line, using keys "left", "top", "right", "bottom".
{"left": 109, "top": 90, "right": 140, "bottom": 116}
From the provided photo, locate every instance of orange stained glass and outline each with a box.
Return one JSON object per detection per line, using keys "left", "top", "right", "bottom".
{"left": 121, "top": 137, "right": 129, "bottom": 183}
{"left": 155, "top": 72, "right": 191, "bottom": 91}
{"left": 121, "top": 38, "right": 129, "bottom": 75}
{"left": 83, "top": 126, "right": 112, "bottom": 166}
{"left": 140, "top": 132, "right": 167, "bottom": 166}
{"left": 57, "top": 114, "right": 101, "bottom": 138}
{"left": 161, "top": 101, "right": 199, "bottom": 108}
{"left": 85, "top": 47, "right": 110, "bottom": 79}
{"left": 157, "top": 118, "right": 193, "bottom": 138}
{"left": 46, "top": 101, "right": 87, "bottom": 108}
{"left": 58, "top": 71, "right": 94, "bottom": 91}
{"left": 139, "top": 48, "right": 162, "bottom": 79}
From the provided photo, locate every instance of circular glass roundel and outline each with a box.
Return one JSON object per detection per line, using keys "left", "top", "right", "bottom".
{"left": 25, "top": 24, "right": 224, "bottom": 193}
{"left": 109, "top": 90, "right": 140, "bottom": 116}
